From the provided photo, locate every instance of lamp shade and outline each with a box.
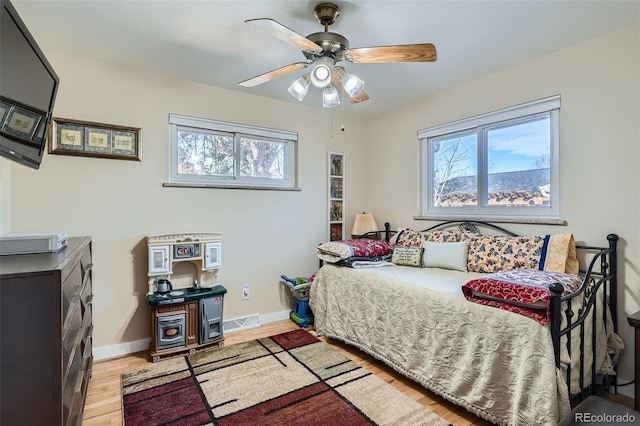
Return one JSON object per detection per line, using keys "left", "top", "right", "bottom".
{"left": 341, "top": 72, "right": 365, "bottom": 97}
{"left": 351, "top": 212, "right": 379, "bottom": 237}
{"left": 288, "top": 74, "right": 311, "bottom": 101}
{"left": 322, "top": 85, "right": 340, "bottom": 107}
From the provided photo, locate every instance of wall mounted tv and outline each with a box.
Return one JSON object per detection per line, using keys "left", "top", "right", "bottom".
{"left": 0, "top": 0, "right": 59, "bottom": 169}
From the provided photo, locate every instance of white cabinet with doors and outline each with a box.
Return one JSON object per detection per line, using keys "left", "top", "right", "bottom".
{"left": 146, "top": 233, "right": 222, "bottom": 295}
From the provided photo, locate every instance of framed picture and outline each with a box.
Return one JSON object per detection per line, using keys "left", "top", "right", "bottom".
{"left": 204, "top": 242, "right": 222, "bottom": 269}
{"left": 49, "top": 117, "right": 141, "bottom": 161}
{"left": 328, "top": 151, "right": 345, "bottom": 241}
{"left": 84, "top": 126, "right": 112, "bottom": 153}
{"left": 330, "top": 177, "right": 343, "bottom": 199}
{"left": 330, "top": 200, "right": 343, "bottom": 222}
{"left": 330, "top": 223, "right": 343, "bottom": 242}
{"left": 330, "top": 152, "right": 343, "bottom": 176}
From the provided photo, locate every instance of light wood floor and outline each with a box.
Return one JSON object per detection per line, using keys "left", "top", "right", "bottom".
{"left": 82, "top": 319, "right": 633, "bottom": 426}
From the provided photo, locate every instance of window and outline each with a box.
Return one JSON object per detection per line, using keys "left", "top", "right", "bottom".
{"left": 168, "top": 114, "right": 297, "bottom": 189}
{"left": 418, "top": 95, "right": 560, "bottom": 220}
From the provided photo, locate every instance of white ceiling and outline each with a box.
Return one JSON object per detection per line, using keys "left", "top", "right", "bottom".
{"left": 11, "top": 0, "right": 640, "bottom": 117}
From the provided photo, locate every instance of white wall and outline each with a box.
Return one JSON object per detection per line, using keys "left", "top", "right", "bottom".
{"left": 364, "top": 24, "right": 640, "bottom": 385}
{"left": 6, "top": 54, "right": 370, "bottom": 353}
{"left": 4, "top": 19, "right": 638, "bottom": 392}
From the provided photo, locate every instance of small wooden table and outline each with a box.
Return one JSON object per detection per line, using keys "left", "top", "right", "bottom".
{"left": 628, "top": 311, "right": 640, "bottom": 410}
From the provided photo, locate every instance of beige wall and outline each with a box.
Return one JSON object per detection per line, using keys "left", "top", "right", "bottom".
{"left": 6, "top": 55, "right": 370, "bottom": 354}
{"left": 363, "top": 24, "right": 640, "bottom": 383}
{"left": 4, "top": 20, "right": 638, "bottom": 388}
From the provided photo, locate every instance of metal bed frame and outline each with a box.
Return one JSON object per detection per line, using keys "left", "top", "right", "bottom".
{"left": 360, "top": 220, "right": 619, "bottom": 401}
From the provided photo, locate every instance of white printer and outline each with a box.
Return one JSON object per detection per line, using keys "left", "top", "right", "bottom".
{"left": 0, "top": 232, "right": 68, "bottom": 255}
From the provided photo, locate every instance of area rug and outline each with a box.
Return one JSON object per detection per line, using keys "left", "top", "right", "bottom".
{"left": 121, "top": 329, "right": 450, "bottom": 426}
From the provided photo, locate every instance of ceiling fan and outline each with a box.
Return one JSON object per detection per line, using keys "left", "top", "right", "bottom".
{"left": 238, "top": 2, "right": 437, "bottom": 107}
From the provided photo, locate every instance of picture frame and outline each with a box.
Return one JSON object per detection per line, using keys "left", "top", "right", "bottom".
{"left": 330, "top": 177, "right": 343, "bottom": 199}
{"left": 49, "top": 117, "right": 141, "bottom": 161}
{"left": 328, "top": 151, "right": 345, "bottom": 241}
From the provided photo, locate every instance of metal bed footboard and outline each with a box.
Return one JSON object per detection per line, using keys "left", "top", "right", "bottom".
{"left": 549, "top": 233, "right": 619, "bottom": 400}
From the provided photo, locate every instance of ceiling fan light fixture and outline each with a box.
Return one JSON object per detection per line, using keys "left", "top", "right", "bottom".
{"left": 341, "top": 72, "right": 365, "bottom": 97}
{"left": 322, "top": 85, "right": 340, "bottom": 108}
{"left": 287, "top": 73, "right": 311, "bottom": 101}
{"left": 310, "top": 56, "right": 334, "bottom": 88}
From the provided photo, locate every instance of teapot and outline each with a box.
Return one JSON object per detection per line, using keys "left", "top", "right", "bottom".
{"left": 156, "top": 278, "right": 173, "bottom": 293}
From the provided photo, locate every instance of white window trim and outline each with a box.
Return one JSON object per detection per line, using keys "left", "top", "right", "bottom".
{"left": 417, "top": 95, "right": 561, "bottom": 222}
{"left": 166, "top": 114, "right": 298, "bottom": 190}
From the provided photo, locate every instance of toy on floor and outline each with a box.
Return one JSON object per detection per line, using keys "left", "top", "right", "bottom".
{"left": 280, "top": 274, "right": 315, "bottom": 327}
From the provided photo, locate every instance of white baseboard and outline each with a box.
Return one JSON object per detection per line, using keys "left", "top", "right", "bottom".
{"left": 94, "top": 338, "right": 151, "bottom": 361}
{"left": 92, "top": 309, "right": 292, "bottom": 362}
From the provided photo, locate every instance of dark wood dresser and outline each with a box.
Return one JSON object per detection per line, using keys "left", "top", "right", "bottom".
{"left": 0, "top": 237, "right": 93, "bottom": 426}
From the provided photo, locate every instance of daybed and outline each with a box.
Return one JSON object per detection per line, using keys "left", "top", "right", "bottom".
{"left": 310, "top": 221, "right": 623, "bottom": 426}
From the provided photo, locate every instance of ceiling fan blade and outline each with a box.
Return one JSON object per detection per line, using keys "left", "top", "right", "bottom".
{"left": 245, "top": 18, "right": 323, "bottom": 54}
{"left": 238, "top": 62, "right": 309, "bottom": 88}
{"left": 345, "top": 43, "right": 437, "bottom": 63}
{"left": 331, "top": 69, "right": 370, "bottom": 104}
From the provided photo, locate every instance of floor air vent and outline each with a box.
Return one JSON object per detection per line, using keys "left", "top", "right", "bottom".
{"left": 223, "top": 314, "right": 261, "bottom": 333}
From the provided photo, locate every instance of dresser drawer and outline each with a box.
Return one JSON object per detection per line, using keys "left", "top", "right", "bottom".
{"left": 62, "top": 342, "right": 83, "bottom": 425}
{"left": 62, "top": 262, "right": 82, "bottom": 320}
{"left": 62, "top": 301, "right": 82, "bottom": 380}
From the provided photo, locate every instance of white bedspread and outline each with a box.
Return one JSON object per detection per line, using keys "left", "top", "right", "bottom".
{"left": 310, "top": 264, "right": 572, "bottom": 426}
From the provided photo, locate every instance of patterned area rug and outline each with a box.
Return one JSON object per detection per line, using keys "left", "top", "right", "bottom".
{"left": 122, "top": 329, "right": 450, "bottom": 425}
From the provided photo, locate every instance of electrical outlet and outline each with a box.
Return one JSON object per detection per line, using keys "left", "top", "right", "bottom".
{"left": 242, "top": 283, "right": 250, "bottom": 300}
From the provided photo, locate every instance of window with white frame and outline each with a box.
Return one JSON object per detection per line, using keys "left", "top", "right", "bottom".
{"left": 168, "top": 114, "right": 297, "bottom": 189}
{"left": 418, "top": 95, "right": 560, "bottom": 220}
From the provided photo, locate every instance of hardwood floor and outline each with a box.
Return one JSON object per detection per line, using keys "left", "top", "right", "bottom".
{"left": 82, "top": 319, "right": 632, "bottom": 425}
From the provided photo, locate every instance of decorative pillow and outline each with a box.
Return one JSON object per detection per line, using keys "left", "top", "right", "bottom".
{"left": 316, "top": 239, "right": 393, "bottom": 264}
{"left": 467, "top": 235, "right": 546, "bottom": 273}
{"left": 389, "top": 228, "right": 425, "bottom": 248}
{"left": 423, "top": 241, "right": 469, "bottom": 272}
{"left": 423, "top": 229, "right": 466, "bottom": 243}
{"left": 466, "top": 233, "right": 577, "bottom": 274}
{"left": 389, "top": 228, "right": 466, "bottom": 248}
{"left": 391, "top": 246, "right": 424, "bottom": 267}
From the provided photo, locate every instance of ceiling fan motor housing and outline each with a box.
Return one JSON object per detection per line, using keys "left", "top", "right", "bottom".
{"left": 304, "top": 32, "right": 349, "bottom": 62}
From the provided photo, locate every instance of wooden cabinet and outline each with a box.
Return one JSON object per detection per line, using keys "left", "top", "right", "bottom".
{"left": 0, "top": 237, "right": 93, "bottom": 426}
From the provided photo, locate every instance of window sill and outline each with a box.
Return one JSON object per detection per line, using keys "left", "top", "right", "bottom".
{"left": 413, "top": 215, "right": 567, "bottom": 226}
{"left": 163, "top": 182, "right": 301, "bottom": 191}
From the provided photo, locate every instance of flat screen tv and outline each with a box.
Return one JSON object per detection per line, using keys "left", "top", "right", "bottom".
{"left": 0, "top": 0, "right": 59, "bottom": 169}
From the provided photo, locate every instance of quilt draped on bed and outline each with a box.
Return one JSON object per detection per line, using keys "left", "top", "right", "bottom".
{"left": 310, "top": 264, "right": 571, "bottom": 426}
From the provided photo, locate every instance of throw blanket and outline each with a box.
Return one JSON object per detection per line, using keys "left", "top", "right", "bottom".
{"left": 310, "top": 264, "right": 570, "bottom": 426}
{"left": 462, "top": 269, "right": 583, "bottom": 324}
